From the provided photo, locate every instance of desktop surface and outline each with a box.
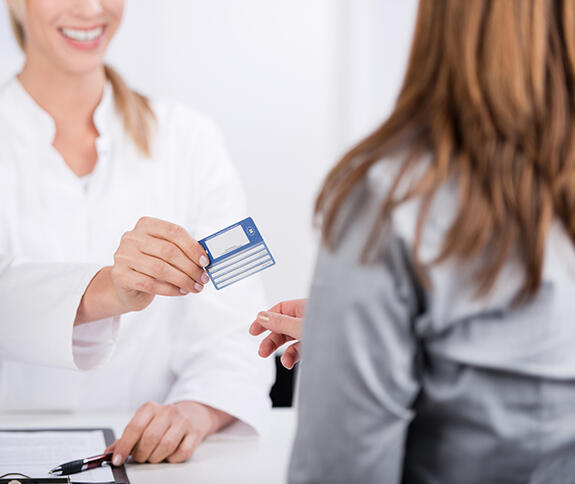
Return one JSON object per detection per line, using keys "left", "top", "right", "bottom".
{"left": 0, "top": 408, "right": 296, "bottom": 484}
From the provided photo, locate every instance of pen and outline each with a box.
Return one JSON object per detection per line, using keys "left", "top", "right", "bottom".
{"left": 49, "top": 452, "right": 114, "bottom": 476}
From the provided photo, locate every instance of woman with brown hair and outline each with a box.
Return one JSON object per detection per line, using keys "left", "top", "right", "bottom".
{"left": 0, "top": 0, "right": 272, "bottom": 467}
{"left": 252, "top": 0, "right": 575, "bottom": 482}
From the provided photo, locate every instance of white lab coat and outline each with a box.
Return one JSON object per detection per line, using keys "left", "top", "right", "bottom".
{"left": 0, "top": 255, "right": 109, "bottom": 368}
{"left": 0, "top": 78, "right": 273, "bottom": 435}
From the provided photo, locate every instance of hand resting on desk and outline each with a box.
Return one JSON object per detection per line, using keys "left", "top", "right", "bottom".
{"left": 106, "top": 401, "right": 234, "bottom": 465}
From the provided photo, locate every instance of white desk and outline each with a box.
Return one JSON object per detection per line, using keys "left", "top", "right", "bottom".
{"left": 0, "top": 408, "right": 296, "bottom": 484}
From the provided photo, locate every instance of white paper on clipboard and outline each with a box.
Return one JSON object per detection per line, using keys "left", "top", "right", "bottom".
{"left": 0, "top": 430, "right": 114, "bottom": 481}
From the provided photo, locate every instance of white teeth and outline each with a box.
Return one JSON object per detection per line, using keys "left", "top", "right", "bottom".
{"left": 60, "top": 27, "right": 103, "bottom": 42}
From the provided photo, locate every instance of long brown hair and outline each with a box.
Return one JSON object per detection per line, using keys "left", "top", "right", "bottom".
{"left": 317, "top": 0, "right": 575, "bottom": 301}
{"left": 9, "top": 6, "right": 155, "bottom": 157}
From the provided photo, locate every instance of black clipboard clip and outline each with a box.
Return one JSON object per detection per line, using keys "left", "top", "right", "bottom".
{"left": 0, "top": 474, "right": 127, "bottom": 484}
{"left": 0, "top": 474, "right": 69, "bottom": 484}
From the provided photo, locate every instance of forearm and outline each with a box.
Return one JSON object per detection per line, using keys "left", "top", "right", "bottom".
{"left": 74, "top": 267, "right": 128, "bottom": 326}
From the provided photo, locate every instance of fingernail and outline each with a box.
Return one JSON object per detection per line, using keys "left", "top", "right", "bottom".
{"left": 200, "top": 255, "right": 209, "bottom": 267}
{"left": 180, "top": 289, "right": 189, "bottom": 295}
{"left": 258, "top": 311, "right": 270, "bottom": 322}
{"left": 112, "top": 454, "right": 123, "bottom": 467}
{"left": 194, "top": 283, "right": 204, "bottom": 292}
{"left": 281, "top": 356, "right": 293, "bottom": 370}
{"left": 201, "top": 272, "right": 210, "bottom": 284}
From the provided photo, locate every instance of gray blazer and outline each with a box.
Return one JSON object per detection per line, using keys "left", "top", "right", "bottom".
{"left": 288, "top": 159, "right": 575, "bottom": 484}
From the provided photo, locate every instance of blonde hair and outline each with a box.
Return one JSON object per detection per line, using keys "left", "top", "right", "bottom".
{"left": 9, "top": 4, "right": 155, "bottom": 157}
{"left": 317, "top": 0, "right": 575, "bottom": 302}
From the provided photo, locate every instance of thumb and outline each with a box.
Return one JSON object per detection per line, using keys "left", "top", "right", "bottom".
{"left": 256, "top": 311, "right": 302, "bottom": 339}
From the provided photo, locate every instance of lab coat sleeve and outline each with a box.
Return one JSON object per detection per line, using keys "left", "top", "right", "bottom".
{"left": 164, "top": 113, "right": 274, "bottom": 436}
{"left": 288, "top": 189, "right": 423, "bottom": 484}
{"left": 165, "top": 279, "right": 274, "bottom": 437}
{"left": 0, "top": 255, "right": 119, "bottom": 370}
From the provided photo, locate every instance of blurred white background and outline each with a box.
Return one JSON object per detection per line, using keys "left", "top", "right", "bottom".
{"left": 0, "top": 0, "right": 417, "bottom": 305}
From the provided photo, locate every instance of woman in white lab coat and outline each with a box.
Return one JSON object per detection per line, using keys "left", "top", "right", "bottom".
{"left": 1, "top": 0, "right": 272, "bottom": 466}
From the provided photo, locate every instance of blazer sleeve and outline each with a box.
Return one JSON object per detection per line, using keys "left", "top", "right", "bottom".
{"left": 288, "top": 189, "right": 423, "bottom": 484}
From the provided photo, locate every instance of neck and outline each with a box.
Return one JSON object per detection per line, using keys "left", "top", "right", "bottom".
{"left": 18, "top": 56, "right": 106, "bottom": 125}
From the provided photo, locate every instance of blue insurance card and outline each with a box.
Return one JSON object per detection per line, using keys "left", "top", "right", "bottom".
{"left": 199, "top": 217, "right": 275, "bottom": 290}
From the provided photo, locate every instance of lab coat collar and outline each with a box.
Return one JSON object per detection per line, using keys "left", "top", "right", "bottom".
{"left": 2, "top": 77, "right": 55, "bottom": 145}
{"left": 1, "top": 76, "right": 115, "bottom": 147}
{"left": 93, "top": 82, "right": 115, "bottom": 161}
{"left": 93, "top": 82, "right": 115, "bottom": 142}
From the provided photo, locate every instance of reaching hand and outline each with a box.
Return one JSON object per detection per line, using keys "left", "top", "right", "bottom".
{"left": 249, "top": 298, "right": 306, "bottom": 369}
{"left": 111, "top": 216, "right": 210, "bottom": 311}
{"left": 75, "top": 217, "right": 211, "bottom": 325}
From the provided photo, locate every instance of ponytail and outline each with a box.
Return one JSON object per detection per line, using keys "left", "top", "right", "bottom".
{"left": 104, "top": 65, "right": 156, "bottom": 157}
{"left": 9, "top": 9, "right": 25, "bottom": 51}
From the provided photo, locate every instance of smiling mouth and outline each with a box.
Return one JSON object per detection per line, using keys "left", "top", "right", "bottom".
{"left": 59, "top": 26, "right": 105, "bottom": 42}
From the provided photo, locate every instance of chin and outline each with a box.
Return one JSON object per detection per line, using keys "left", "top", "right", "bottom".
{"left": 57, "top": 54, "right": 107, "bottom": 77}
{"left": 50, "top": 28, "right": 112, "bottom": 76}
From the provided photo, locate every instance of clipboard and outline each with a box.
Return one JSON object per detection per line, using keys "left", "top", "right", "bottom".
{"left": 0, "top": 428, "right": 129, "bottom": 484}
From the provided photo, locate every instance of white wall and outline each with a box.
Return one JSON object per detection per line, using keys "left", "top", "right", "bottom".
{"left": 341, "top": 0, "right": 419, "bottom": 145}
{"left": 0, "top": 1, "right": 417, "bottom": 305}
